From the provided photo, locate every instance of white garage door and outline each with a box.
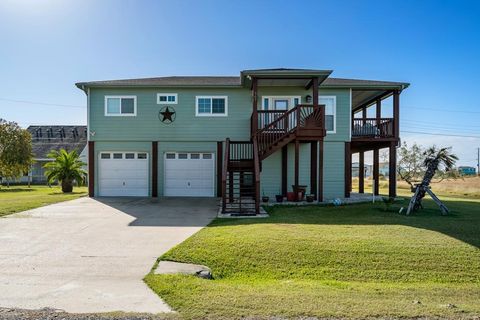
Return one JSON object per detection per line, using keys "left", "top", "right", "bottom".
{"left": 164, "top": 152, "right": 215, "bottom": 197}
{"left": 98, "top": 152, "right": 149, "bottom": 197}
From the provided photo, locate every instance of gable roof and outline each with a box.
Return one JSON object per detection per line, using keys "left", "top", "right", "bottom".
{"left": 27, "top": 125, "right": 87, "bottom": 159}
{"left": 76, "top": 75, "right": 408, "bottom": 90}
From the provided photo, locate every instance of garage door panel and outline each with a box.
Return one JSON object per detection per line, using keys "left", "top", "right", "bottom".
{"left": 164, "top": 153, "right": 214, "bottom": 197}
{"left": 98, "top": 152, "right": 149, "bottom": 197}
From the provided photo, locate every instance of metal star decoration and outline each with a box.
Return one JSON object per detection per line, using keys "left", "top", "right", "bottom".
{"left": 159, "top": 106, "right": 176, "bottom": 124}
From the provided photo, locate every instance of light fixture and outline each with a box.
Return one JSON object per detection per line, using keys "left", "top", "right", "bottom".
{"left": 305, "top": 95, "right": 312, "bottom": 103}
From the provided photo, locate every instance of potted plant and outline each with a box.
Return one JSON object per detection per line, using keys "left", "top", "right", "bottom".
{"left": 275, "top": 193, "right": 284, "bottom": 203}
{"left": 44, "top": 149, "right": 86, "bottom": 193}
{"left": 306, "top": 194, "right": 315, "bottom": 203}
{"left": 262, "top": 191, "right": 269, "bottom": 203}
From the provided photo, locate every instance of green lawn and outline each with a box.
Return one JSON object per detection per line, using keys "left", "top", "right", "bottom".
{"left": 145, "top": 196, "right": 480, "bottom": 319}
{"left": 0, "top": 185, "right": 87, "bottom": 217}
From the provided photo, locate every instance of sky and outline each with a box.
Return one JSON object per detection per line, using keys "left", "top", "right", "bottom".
{"left": 0, "top": 0, "right": 479, "bottom": 167}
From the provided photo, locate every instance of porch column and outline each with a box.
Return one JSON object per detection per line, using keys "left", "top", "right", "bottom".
{"left": 310, "top": 141, "right": 317, "bottom": 200}
{"left": 318, "top": 140, "right": 324, "bottom": 202}
{"left": 393, "top": 90, "right": 400, "bottom": 138}
{"left": 344, "top": 142, "right": 351, "bottom": 198}
{"left": 373, "top": 148, "right": 380, "bottom": 195}
{"left": 251, "top": 77, "right": 258, "bottom": 136}
{"left": 312, "top": 77, "right": 319, "bottom": 108}
{"left": 359, "top": 151, "right": 365, "bottom": 193}
{"left": 216, "top": 141, "right": 223, "bottom": 197}
{"left": 152, "top": 141, "right": 158, "bottom": 197}
{"left": 294, "top": 140, "right": 300, "bottom": 201}
{"left": 281, "top": 145, "right": 288, "bottom": 196}
{"left": 88, "top": 141, "right": 94, "bottom": 197}
{"left": 376, "top": 99, "right": 381, "bottom": 126}
{"left": 389, "top": 141, "right": 397, "bottom": 198}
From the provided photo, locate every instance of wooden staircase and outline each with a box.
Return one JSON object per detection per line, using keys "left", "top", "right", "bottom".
{"left": 221, "top": 104, "right": 325, "bottom": 215}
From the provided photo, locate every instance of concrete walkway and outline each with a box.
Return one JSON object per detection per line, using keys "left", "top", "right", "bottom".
{"left": 0, "top": 197, "right": 218, "bottom": 314}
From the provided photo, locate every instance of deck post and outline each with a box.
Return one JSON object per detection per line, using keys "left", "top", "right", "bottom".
{"left": 310, "top": 141, "right": 317, "bottom": 200}
{"left": 252, "top": 77, "right": 258, "bottom": 136}
{"left": 294, "top": 140, "right": 300, "bottom": 201}
{"left": 344, "top": 142, "right": 351, "bottom": 198}
{"left": 393, "top": 90, "right": 400, "bottom": 138}
{"left": 282, "top": 145, "right": 288, "bottom": 196}
{"left": 216, "top": 141, "right": 223, "bottom": 197}
{"left": 318, "top": 140, "right": 324, "bottom": 202}
{"left": 373, "top": 148, "right": 380, "bottom": 195}
{"left": 88, "top": 141, "right": 94, "bottom": 197}
{"left": 389, "top": 141, "right": 397, "bottom": 198}
{"left": 376, "top": 99, "right": 381, "bottom": 128}
{"left": 152, "top": 141, "right": 158, "bottom": 197}
{"left": 312, "top": 77, "right": 319, "bottom": 109}
{"left": 359, "top": 151, "right": 365, "bottom": 193}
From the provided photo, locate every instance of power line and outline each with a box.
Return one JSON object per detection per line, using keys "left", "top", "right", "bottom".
{"left": 402, "top": 119, "right": 480, "bottom": 129}
{"left": 402, "top": 130, "right": 480, "bottom": 139}
{"left": 0, "top": 98, "right": 85, "bottom": 109}
{"left": 403, "top": 106, "right": 480, "bottom": 114}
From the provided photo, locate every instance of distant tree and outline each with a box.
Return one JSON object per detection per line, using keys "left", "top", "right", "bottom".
{"left": 397, "top": 142, "right": 425, "bottom": 189}
{"left": 0, "top": 119, "right": 33, "bottom": 187}
{"left": 380, "top": 150, "right": 389, "bottom": 163}
{"left": 44, "top": 149, "right": 86, "bottom": 193}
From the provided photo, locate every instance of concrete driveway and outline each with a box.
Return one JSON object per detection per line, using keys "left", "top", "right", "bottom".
{"left": 0, "top": 196, "right": 218, "bottom": 314}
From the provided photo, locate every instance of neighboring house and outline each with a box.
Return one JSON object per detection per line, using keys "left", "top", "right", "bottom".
{"left": 23, "top": 126, "right": 87, "bottom": 183}
{"left": 379, "top": 162, "right": 390, "bottom": 177}
{"left": 458, "top": 166, "right": 476, "bottom": 176}
{"left": 76, "top": 68, "right": 408, "bottom": 213}
{"left": 352, "top": 162, "right": 372, "bottom": 178}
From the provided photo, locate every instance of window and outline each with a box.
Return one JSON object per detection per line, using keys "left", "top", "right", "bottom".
{"left": 178, "top": 153, "right": 188, "bottom": 159}
{"left": 261, "top": 96, "right": 301, "bottom": 110}
{"left": 319, "top": 96, "right": 336, "bottom": 133}
{"left": 166, "top": 153, "right": 176, "bottom": 159}
{"left": 101, "top": 153, "right": 111, "bottom": 159}
{"left": 195, "top": 96, "right": 228, "bottom": 116}
{"left": 190, "top": 153, "right": 200, "bottom": 159}
{"left": 157, "top": 93, "right": 178, "bottom": 104}
{"left": 105, "top": 96, "right": 137, "bottom": 116}
{"left": 113, "top": 153, "right": 123, "bottom": 159}
{"left": 125, "top": 153, "right": 135, "bottom": 159}
{"left": 137, "top": 153, "right": 147, "bottom": 159}
{"left": 203, "top": 153, "right": 212, "bottom": 159}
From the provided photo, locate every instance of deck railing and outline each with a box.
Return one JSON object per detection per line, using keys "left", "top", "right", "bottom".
{"left": 352, "top": 118, "right": 394, "bottom": 138}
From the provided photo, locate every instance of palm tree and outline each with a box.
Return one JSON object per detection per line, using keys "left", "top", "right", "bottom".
{"left": 412, "top": 147, "right": 458, "bottom": 211}
{"left": 44, "top": 149, "right": 87, "bottom": 193}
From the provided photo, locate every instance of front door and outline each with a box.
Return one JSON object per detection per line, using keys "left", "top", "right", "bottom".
{"left": 272, "top": 98, "right": 289, "bottom": 111}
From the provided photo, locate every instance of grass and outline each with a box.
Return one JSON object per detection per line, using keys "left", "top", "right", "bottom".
{"left": 145, "top": 189, "right": 480, "bottom": 319}
{"left": 353, "top": 175, "right": 480, "bottom": 199}
{"left": 0, "top": 185, "right": 87, "bottom": 217}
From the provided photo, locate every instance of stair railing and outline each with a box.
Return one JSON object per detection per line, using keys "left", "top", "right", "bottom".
{"left": 255, "top": 105, "right": 324, "bottom": 155}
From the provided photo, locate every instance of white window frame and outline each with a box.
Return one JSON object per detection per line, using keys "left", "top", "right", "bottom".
{"left": 261, "top": 96, "right": 301, "bottom": 110}
{"left": 157, "top": 93, "right": 178, "bottom": 104}
{"left": 320, "top": 95, "right": 337, "bottom": 134}
{"left": 104, "top": 96, "right": 137, "bottom": 117}
{"left": 195, "top": 96, "right": 228, "bottom": 117}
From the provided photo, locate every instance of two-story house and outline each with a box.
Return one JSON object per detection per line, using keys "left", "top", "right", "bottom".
{"left": 76, "top": 68, "right": 409, "bottom": 214}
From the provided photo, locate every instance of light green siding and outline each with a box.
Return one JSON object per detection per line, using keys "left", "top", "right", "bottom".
{"left": 89, "top": 87, "right": 251, "bottom": 142}
{"left": 323, "top": 141, "right": 345, "bottom": 200}
{"left": 260, "top": 150, "right": 282, "bottom": 197}
{"left": 88, "top": 85, "right": 352, "bottom": 200}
